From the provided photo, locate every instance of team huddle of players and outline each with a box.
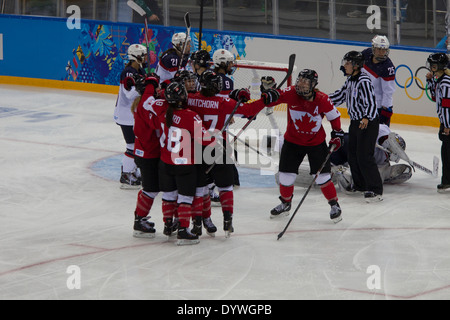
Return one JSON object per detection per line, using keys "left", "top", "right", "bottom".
{"left": 114, "top": 32, "right": 429, "bottom": 246}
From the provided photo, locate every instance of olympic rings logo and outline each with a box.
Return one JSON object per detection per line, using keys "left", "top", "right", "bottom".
{"left": 395, "top": 64, "right": 433, "bottom": 101}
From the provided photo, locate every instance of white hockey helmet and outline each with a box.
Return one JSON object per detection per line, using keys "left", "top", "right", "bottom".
{"left": 128, "top": 44, "right": 147, "bottom": 63}
{"left": 172, "top": 32, "right": 187, "bottom": 48}
{"left": 213, "top": 49, "right": 236, "bottom": 74}
{"left": 372, "top": 35, "right": 390, "bottom": 61}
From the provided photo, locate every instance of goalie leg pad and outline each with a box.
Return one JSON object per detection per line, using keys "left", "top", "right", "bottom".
{"left": 384, "top": 164, "right": 413, "bottom": 184}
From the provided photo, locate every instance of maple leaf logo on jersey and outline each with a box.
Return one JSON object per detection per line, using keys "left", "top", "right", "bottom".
{"left": 289, "top": 110, "right": 322, "bottom": 133}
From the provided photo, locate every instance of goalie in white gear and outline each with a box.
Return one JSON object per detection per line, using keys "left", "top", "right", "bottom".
{"left": 330, "top": 124, "right": 413, "bottom": 192}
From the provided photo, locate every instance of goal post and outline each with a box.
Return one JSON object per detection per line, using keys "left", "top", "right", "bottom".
{"left": 228, "top": 59, "right": 297, "bottom": 158}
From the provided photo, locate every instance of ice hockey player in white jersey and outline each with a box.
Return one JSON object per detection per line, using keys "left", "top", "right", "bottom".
{"left": 114, "top": 44, "right": 148, "bottom": 189}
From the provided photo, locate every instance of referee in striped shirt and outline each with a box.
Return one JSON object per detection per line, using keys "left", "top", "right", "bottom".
{"left": 329, "top": 51, "right": 383, "bottom": 202}
{"left": 426, "top": 52, "right": 450, "bottom": 193}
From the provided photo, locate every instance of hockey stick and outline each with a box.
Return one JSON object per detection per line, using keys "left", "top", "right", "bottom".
{"left": 205, "top": 54, "right": 295, "bottom": 174}
{"left": 277, "top": 145, "right": 336, "bottom": 241}
{"left": 127, "top": 0, "right": 152, "bottom": 73}
{"left": 198, "top": 0, "right": 204, "bottom": 51}
{"left": 177, "top": 12, "right": 191, "bottom": 71}
{"left": 204, "top": 98, "right": 244, "bottom": 174}
{"left": 375, "top": 143, "right": 439, "bottom": 177}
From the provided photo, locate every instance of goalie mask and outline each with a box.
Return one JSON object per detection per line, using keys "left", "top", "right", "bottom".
{"left": 128, "top": 44, "right": 147, "bottom": 65}
{"left": 295, "top": 69, "right": 318, "bottom": 98}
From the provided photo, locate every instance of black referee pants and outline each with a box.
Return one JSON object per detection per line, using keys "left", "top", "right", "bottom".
{"left": 348, "top": 118, "right": 383, "bottom": 195}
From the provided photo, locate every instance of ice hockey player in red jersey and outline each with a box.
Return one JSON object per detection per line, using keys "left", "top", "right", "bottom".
{"left": 150, "top": 81, "right": 212, "bottom": 245}
{"left": 187, "top": 70, "right": 280, "bottom": 236}
{"left": 131, "top": 74, "right": 161, "bottom": 238}
{"left": 269, "top": 69, "right": 344, "bottom": 223}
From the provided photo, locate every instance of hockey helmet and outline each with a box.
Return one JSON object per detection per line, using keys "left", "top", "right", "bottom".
{"left": 128, "top": 44, "right": 147, "bottom": 63}
{"left": 199, "top": 70, "right": 223, "bottom": 94}
{"left": 173, "top": 70, "right": 197, "bottom": 92}
{"left": 295, "top": 69, "right": 318, "bottom": 97}
{"left": 172, "top": 32, "right": 188, "bottom": 51}
{"left": 342, "top": 51, "right": 364, "bottom": 68}
{"left": 340, "top": 51, "right": 364, "bottom": 76}
{"left": 213, "top": 49, "right": 236, "bottom": 75}
{"left": 164, "top": 82, "right": 188, "bottom": 105}
{"left": 427, "top": 53, "right": 449, "bottom": 71}
{"left": 372, "top": 35, "right": 390, "bottom": 61}
{"left": 190, "top": 50, "right": 211, "bottom": 68}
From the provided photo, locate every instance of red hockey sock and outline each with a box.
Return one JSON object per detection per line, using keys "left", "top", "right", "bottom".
{"left": 177, "top": 203, "right": 192, "bottom": 228}
{"left": 192, "top": 196, "right": 203, "bottom": 219}
{"left": 202, "top": 195, "right": 212, "bottom": 219}
{"left": 219, "top": 190, "right": 234, "bottom": 215}
{"left": 320, "top": 180, "right": 338, "bottom": 202}
{"left": 280, "top": 184, "right": 294, "bottom": 202}
{"left": 134, "top": 190, "right": 154, "bottom": 217}
{"left": 162, "top": 200, "right": 177, "bottom": 223}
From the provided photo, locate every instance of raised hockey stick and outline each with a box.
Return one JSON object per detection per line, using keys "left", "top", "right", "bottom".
{"left": 177, "top": 12, "right": 191, "bottom": 71}
{"left": 127, "top": 0, "right": 152, "bottom": 73}
{"left": 198, "top": 0, "right": 204, "bottom": 50}
{"left": 277, "top": 145, "right": 336, "bottom": 240}
{"left": 375, "top": 143, "right": 439, "bottom": 177}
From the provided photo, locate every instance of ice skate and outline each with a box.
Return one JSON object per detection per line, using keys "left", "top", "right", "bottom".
{"left": 437, "top": 184, "right": 450, "bottom": 193}
{"left": 223, "top": 211, "right": 234, "bottom": 238}
{"left": 120, "top": 167, "right": 141, "bottom": 190}
{"left": 191, "top": 216, "right": 203, "bottom": 236}
{"left": 328, "top": 200, "right": 342, "bottom": 223}
{"left": 133, "top": 215, "right": 156, "bottom": 238}
{"left": 176, "top": 227, "right": 200, "bottom": 246}
{"left": 203, "top": 217, "right": 217, "bottom": 237}
{"left": 163, "top": 218, "right": 175, "bottom": 237}
{"left": 270, "top": 196, "right": 291, "bottom": 218}
{"left": 364, "top": 191, "right": 383, "bottom": 203}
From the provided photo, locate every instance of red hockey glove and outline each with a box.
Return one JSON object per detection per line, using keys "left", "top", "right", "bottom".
{"left": 123, "top": 76, "right": 135, "bottom": 91}
{"left": 261, "top": 88, "right": 280, "bottom": 105}
{"left": 329, "top": 129, "right": 345, "bottom": 151}
{"left": 229, "top": 88, "right": 251, "bottom": 102}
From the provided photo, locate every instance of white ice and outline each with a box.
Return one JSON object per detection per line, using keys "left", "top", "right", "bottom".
{"left": 0, "top": 84, "right": 450, "bottom": 300}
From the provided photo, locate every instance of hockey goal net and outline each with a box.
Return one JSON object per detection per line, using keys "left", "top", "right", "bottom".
{"left": 227, "top": 60, "right": 296, "bottom": 157}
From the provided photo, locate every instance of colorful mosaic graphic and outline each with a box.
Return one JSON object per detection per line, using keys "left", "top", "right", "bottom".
{"left": 62, "top": 22, "right": 251, "bottom": 86}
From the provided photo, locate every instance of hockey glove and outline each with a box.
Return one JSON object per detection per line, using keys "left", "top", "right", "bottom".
{"left": 261, "top": 88, "right": 280, "bottom": 105}
{"left": 123, "top": 76, "right": 135, "bottom": 91}
{"left": 135, "top": 73, "right": 160, "bottom": 96}
{"left": 379, "top": 106, "right": 393, "bottom": 126}
{"left": 229, "top": 88, "right": 251, "bottom": 102}
{"left": 329, "top": 129, "right": 345, "bottom": 151}
{"left": 260, "top": 76, "right": 277, "bottom": 91}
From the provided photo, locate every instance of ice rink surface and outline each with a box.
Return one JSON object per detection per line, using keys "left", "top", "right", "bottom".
{"left": 0, "top": 84, "right": 449, "bottom": 300}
